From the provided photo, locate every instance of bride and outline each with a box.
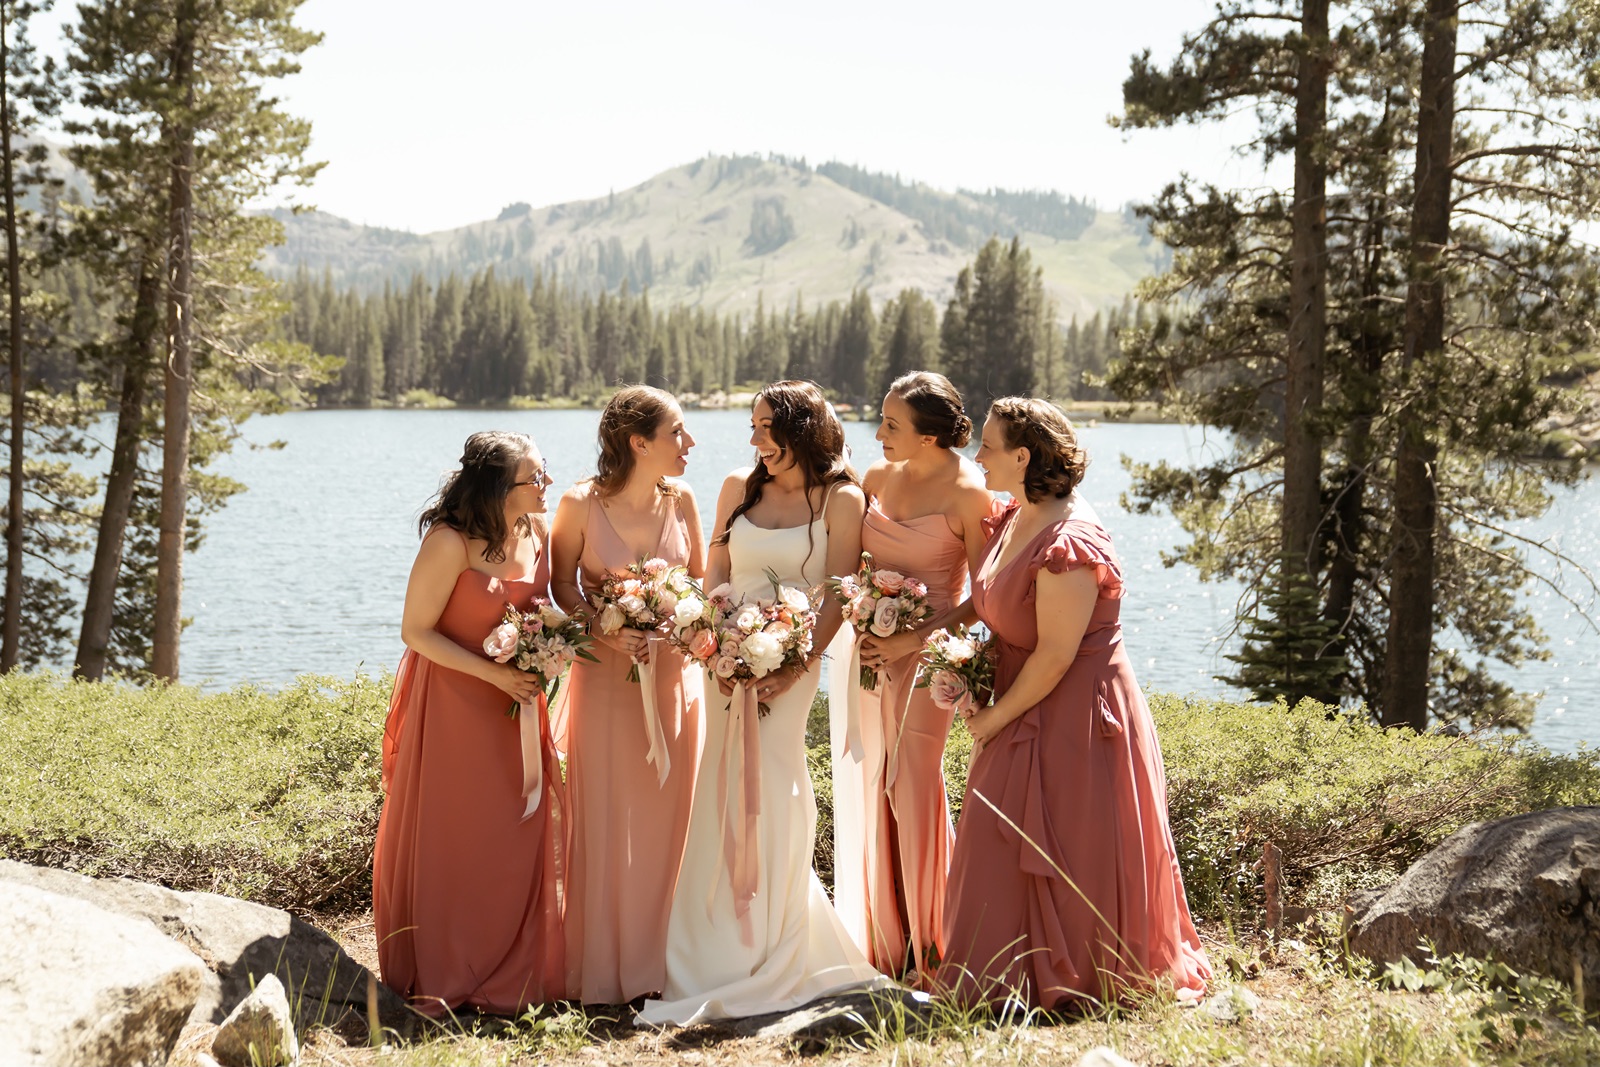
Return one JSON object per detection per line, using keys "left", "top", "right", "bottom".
{"left": 638, "top": 380, "right": 889, "bottom": 1026}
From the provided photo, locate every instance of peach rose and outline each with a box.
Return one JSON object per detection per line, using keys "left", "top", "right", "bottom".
{"left": 688, "top": 627, "right": 719, "bottom": 661}
{"left": 483, "top": 621, "right": 519, "bottom": 663}
{"left": 871, "top": 570, "right": 906, "bottom": 595}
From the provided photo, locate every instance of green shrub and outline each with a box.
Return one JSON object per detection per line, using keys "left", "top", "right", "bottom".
{"left": 5, "top": 673, "right": 1598, "bottom": 926}
{"left": 0, "top": 671, "right": 389, "bottom": 909}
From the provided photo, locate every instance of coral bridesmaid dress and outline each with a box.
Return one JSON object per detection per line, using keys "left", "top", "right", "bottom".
{"left": 563, "top": 492, "right": 704, "bottom": 1004}
{"left": 829, "top": 497, "right": 990, "bottom": 979}
{"left": 939, "top": 504, "right": 1210, "bottom": 1009}
{"left": 373, "top": 540, "right": 570, "bottom": 1013}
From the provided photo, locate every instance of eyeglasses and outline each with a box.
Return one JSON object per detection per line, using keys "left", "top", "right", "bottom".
{"left": 513, "top": 460, "right": 551, "bottom": 488}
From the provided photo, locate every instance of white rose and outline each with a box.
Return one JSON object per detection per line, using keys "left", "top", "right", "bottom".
{"left": 778, "top": 585, "right": 811, "bottom": 614}
{"left": 708, "top": 582, "right": 735, "bottom": 601}
{"left": 618, "top": 593, "right": 650, "bottom": 621}
{"left": 538, "top": 603, "right": 569, "bottom": 628}
{"left": 739, "top": 630, "right": 786, "bottom": 676}
{"left": 732, "top": 602, "right": 764, "bottom": 634}
{"left": 597, "top": 602, "right": 627, "bottom": 635}
{"left": 673, "top": 596, "right": 706, "bottom": 628}
{"left": 656, "top": 588, "right": 679, "bottom": 617}
{"left": 944, "top": 637, "right": 977, "bottom": 664}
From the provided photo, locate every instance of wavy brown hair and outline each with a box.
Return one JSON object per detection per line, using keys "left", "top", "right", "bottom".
{"left": 715, "top": 380, "right": 856, "bottom": 569}
{"left": 418, "top": 431, "right": 537, "bottom": 563}
{"left": 986, "top": 397, "right": 1089, "bottom": 503}
{"left": 888, "top": 371, "right": 973, "bottom": 448}
{"left": 590, "top": 385, "right": 681, "bottom": 498}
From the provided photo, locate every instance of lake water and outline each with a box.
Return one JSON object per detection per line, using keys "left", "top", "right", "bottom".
{"left": 176, "top": 409, "right": 1596, "bottom": 752}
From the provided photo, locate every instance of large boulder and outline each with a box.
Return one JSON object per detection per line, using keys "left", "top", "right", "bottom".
{"left": 1346, "top": 806, "right": 1600, "bottom": 990}
{"left": 0, "top": 860, "right": 410, "bottom": 1036}
{"left": 0, "top": 879, "right": 205, "bottom": 1065}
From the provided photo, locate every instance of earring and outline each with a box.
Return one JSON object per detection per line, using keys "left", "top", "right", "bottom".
{"left": 642, "top": 447, "right": 650, "bottom": 455}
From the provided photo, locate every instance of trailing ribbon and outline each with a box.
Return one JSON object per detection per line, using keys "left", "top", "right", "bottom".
{"left": 838, "top": 639, "right": 865, "bottom": 761}
{"left": 881, "top": 660, "right": 920, "bottom": 796}
{"left": 711, "top": 679, "right": 762, "bottom": 946}
{"left": 519, "top": 688, "right": 548, "bottom": 820}
{"left": 636, "top": 635, "right": 671, "bottom": 787}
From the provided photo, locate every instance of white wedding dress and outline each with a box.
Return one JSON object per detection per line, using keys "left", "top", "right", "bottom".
{"left": 637, "top": 510, "right": 890, "bottom": 1026}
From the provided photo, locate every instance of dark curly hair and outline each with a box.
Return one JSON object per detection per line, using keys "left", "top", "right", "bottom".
{"left": 887, "top": 371, "right": 972, "bottom": 449}
{"left": 986, "top": 397, "right": 1089, "bottom": 504}
{"left": 418, "top": 431, "right": 537, "bottom": 563}
{"left": 715, "top": 380, "right": 856, "bottom": 568}
{"left": 591, "top": 385, "right": 681, "bottom": 498}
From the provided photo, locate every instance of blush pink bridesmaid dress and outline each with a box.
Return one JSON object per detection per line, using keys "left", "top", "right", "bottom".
{"left": 562, "top": 492, "right": 704, "bottom": 1004}
{"left": 938, "top": 503, "right": 1210, "bottom": 1009}
{"left": 373, "top": 539, "right": 570, "bottom": 1013}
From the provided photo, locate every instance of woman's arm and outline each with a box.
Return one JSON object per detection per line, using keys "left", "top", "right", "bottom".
{"left": 704, "top": 469, "right": 750, "bottom": 592}
{"left": 812, "top": 482, "right": 866, "bottom": 656}
{"left": 547, "top": 486, "right": 590, "bottom": 619}
{"left": 400, "top": 528, "right": 544, "bottom": 706}
{"left": 679, "top": 484, "right": 708, "bottom": 581}
{"left": 962, "top": 564, "right": 1098, "bottom": 746}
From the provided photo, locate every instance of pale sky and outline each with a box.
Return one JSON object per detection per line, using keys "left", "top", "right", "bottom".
{"left": 41, "top": 0, "right": 1273, "bottom": 234}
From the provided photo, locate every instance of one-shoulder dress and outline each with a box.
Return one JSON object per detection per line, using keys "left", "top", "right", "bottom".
{"left": 373, "top": 541, "right": 570, "bottom": 1012}
{"left": 938, "top": 504, "right": 1210, "bottom": 1009}
{"left": 830, "top": 497, "right": 982, "bottom": 979}
{"left": 563, "top": 493, "right": 704, "bottom": 1004}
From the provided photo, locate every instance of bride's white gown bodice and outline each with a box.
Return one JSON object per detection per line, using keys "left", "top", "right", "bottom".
{"left": 637, "top": 511, "right": 888, "bottom": 1025}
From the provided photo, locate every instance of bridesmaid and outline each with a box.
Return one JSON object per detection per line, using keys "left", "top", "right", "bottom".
{"left": 550, "top": 386, "right": 708, "bottom": 1005}
{"left": 831, "top": 372, "right": 994, "bottom": 982}
{"left": 939, "top": 398, "right": 1210, "bottom": 1010}
{"left": 374, "top": 431, "right": 569, "bottom": 1013}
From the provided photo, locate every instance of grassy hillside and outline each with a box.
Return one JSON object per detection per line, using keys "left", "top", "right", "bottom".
{"left": 263, "top": 154, "right": 1167, "bottom": 320}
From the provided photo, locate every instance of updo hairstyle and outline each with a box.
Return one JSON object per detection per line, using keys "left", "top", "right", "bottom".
{"left": 986, "top": 397, "right": 1089, "bottom": 504}
{"left": 887, "top": 371, "right": 972, "bottom": 448}
{"left": 592, "top": 385, "right": 681, "bottom": 497}
{"left": 418, "top": 430, "right": 536, "bottom": 563}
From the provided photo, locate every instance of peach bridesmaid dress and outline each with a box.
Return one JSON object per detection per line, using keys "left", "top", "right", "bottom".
{"left": 938, "top": 503, "right": 1210, "bottom": 1009}
{"left": 373, "top": 541, "right": 570, "bottom": 1013}
{"left": 830, "top": 497, "right": 988, "bottom": 979}
{"left": 563, "top": 493, "right": 704, "bottom": 1004}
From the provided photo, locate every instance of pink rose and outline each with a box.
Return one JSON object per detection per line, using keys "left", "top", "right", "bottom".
{"left": 928, "top": 669, "right": 967, "bottom": 711}
{"left": 765, "top": 618, "right": 794, "bottom": 640}
{"left": 483, "top": 621, "right": 519, "bottom": 663}
{"left": 871, "top": 570, "right": 906, "bottom": 595}
{"left": 713, "top": 654, "right": 739, "bottom": 679}
{"left": 642, "top": 557, "right": 669, "bottom": 576}
{"left": 720, "top": 637, "right": 740, "bottom": 658}
{"left": 905, "top": 578, "right": 928, "bottom": 598}
{"left": 688, "top": 627, "right": 719, "bottom": 662}
{"left": 870, "top": 597, "right": 902, "bottom": 638}
{"left": 849, "top": 592, "right": 876, "bottom": 624}
{"left": 838, "top": 575, "right": 860, "bottom": 598}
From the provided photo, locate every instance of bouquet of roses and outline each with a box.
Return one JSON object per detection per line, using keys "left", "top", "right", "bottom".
{"left": 591, "top": 556, "right": 700, "bottom": 681}
{"left": 668, "top": 571, "right": 818, "bottom": 715}
{"left": 916, "top": 624, "right": 996, "bottom": 721}
{"left": 827, "top": 551, "right": 932, "bottom": 690}
{"left": 483, "top": 598, "right": 597, "bottom": 717}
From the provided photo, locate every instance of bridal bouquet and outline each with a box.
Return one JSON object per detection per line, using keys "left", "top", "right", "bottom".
{"left": 669, "top": 572, "right": 818, "bottom": 715}
{"left": 916, "top": 624, "right": 996, "bottom": 720}
{"left": 827, "top": 551, "right": 931, "bottom": 690}
{"left": 591, "top": 556, "right": 699, "bottom": 681}
{"left": 483, "top": 598, "right": 597, "bottom": 717}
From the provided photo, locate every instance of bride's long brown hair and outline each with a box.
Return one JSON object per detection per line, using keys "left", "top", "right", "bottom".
{"left": 715, "top": 380, "right": 855, "bottom": 572}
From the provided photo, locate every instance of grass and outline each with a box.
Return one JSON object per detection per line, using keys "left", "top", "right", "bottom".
{"left": 5, "top": 671, "right": 1599, "bottom": 1063}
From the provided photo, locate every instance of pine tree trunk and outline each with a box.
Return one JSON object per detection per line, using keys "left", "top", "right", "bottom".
{"left": 1382, "top": 0, "right": 1457, "bottom": 730}
{"left": 74, "top": 260, "right": 160, "bottom": 680}
{"left": 1281, "top": 0, "right": 1330, "bottom": 694}
{"left": 152, "top": 9, "right": 196, "bottom": 682}
{"left": 1, "top": 13, "right": 23, "bottom": 672}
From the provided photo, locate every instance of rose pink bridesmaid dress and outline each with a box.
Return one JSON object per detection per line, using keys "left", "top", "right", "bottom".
{"left": 831, "top": 497, "right": 993, "bottom": 980}
{"left": 938, "top": 503, "right": 1210, "bottom": 1009}
{"left": 373, "top": 538, "right": 570, "bottom": 1013}
{"left": 563, "top": 491, "right": 704, "bottom": 1004}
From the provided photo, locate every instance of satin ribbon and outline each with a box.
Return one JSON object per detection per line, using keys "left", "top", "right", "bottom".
{"left": 635, "top": 635, "right": 672, "bottom": 787}
{"left": 519, "top": 688, "right": 549, "bottom": 820}
{"left": 711, "top": 679, "right": 762, "bottom": 945}
{"left": 881, "top": 660, "right": 920, "bottom": 796}
{"left": 837, "top": 639, "right": 866, "bottom": 761}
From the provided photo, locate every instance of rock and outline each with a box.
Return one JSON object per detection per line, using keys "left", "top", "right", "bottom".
{"left": 211, "top": 973, "right": 298, "bottom": 1067}
{"left": 1200, "top": 986, "right": 1261, "bottom": 1023}
{"left": 731, "top": 986, "right": 933, "bottom": 1046}
{"left": 0, "top": 879, "right": 205, "bottom": 1066}
{"left": 1346, "top": 806, "right": 1600, "bottom": 992}
{"left": 0, "top": 860, "right": 411, "bottom": 1037}
{"left": 1073, "top": 1047, "right": 1141, "bottom": 1067}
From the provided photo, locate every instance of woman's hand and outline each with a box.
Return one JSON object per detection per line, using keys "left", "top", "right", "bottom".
{"left": 961, "top": 703, "right": 1005, "bottom": 748}
{"left": 486, "top": 661, "right": 545, "bottom": 707}
{"left": 753, "top": 662, "right": 807, "bottom": 705}
{"left": 859, "top": 629, "right": 925, "bottom": 671}
{"left": 594, "top": 627, "right": 652, "bottom": 664}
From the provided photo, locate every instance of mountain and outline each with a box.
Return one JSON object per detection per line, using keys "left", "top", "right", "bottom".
{"left": 263, "top": 154, "right": 1168, "bottom": 321}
